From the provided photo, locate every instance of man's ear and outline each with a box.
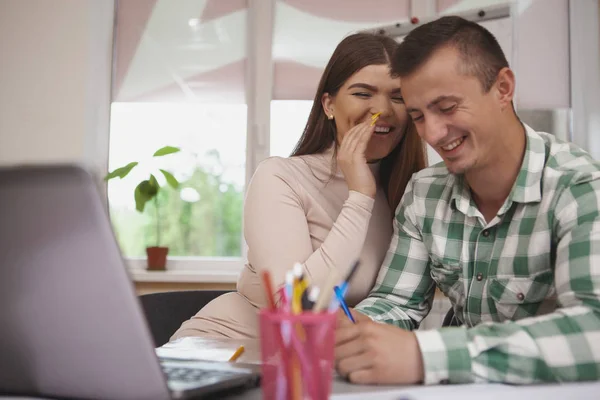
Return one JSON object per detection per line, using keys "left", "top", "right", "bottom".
{"left": 322, "top": 92, "right": 334, "bottom": 118}
{"left": 494, "top": 67, "right": 516, "bottom": 110}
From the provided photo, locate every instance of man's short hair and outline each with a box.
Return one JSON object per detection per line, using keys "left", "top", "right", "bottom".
{"left": 393, "top": 16, "right": 509, "bottom": 92}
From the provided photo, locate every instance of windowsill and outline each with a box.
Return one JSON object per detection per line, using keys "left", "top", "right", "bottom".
{"left": 129, "top": 268, "right": 239, "bottom": 283}
{"left": 125, "top": 257, "right": 244, "bottom": 284}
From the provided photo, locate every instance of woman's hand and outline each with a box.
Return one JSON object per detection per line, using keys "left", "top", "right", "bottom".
{"left": 337, "top": 121, "right": 376, "bottom": 198}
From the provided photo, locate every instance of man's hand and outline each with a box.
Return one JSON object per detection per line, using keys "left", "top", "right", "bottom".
{"left": 334, "top": 313, "right": 424, "bottom": 385}
{"left": 336, "top": 307, "right": 371, "bottom": 325}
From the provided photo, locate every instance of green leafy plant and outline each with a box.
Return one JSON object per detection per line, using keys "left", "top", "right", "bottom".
{"left": 104, "top": 145, "right": 181, "bottom": 247}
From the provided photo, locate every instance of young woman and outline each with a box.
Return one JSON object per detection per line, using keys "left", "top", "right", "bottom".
{"left": 172, "top": 33, "right": 427, "bottom": 339}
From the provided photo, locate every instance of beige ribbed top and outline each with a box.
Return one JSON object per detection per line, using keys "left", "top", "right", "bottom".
{"left": 171, "top": 149, "right": 393, "bottom": 339}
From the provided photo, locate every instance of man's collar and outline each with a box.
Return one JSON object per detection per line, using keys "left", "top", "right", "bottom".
{"left": 507, "top": 124, "right": 545, "bottom": 205}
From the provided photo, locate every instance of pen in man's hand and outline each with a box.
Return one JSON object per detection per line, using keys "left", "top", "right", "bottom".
{"left": 334, "top": 285, "right": 355, "bottom": 323}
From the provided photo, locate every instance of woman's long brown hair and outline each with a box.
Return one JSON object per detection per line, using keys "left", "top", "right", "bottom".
{"left": 291, "top": 33, "right": 427, "bottom": 211}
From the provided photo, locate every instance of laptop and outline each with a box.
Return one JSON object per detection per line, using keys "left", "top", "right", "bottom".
{"left": 0, "top": 165, "right": 260, "bottom": 400}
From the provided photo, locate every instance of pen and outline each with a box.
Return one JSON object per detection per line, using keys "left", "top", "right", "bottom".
{"left": 291, "top": 265, "right": 304, "bottom": 315}
{"left": 276, "top": 286, "right": 287, "bottom": 309}
{"left": 290, "top": 266, "right": 303, "bottom": 400}
{"left": 312, "top": 270, "right": 339, "bottom": 313}
{"left": 302, "top": 286, "right": 319, "bottom": 310}
{"left": 338, "top": 260, "right": 360, "bottom": 297}
{"left": 285, "top": 271, "right": 294, "bottom": 312}
{"left": 334, "top": 285, "right": 355, "bottom": 323}
{"left": 293, "top": 263, "right": 307, "bottom": 292}
{"left": 228, "top": 345, "right": 245, "bottom": 362}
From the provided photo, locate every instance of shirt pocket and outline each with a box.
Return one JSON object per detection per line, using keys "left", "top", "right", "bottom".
{"left": 488, "top": 269, "right": 556, "bottom": 321}
{"left": 429, "top": 258, "right": 465, "bottom": 305}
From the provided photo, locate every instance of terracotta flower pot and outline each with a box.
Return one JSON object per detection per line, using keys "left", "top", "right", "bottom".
{"left": 146, "top": 246, "right": 169, "bottom": 271}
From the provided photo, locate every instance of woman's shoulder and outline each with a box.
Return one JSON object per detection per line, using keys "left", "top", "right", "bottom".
{"left": 254, "top": 156, "right": 293, "bottom": 174}
{"left": 246, "top": 156, "right": 326, "bottom": 210}
{"left": 253, "top": 153, "right": 331, "bottom": 183}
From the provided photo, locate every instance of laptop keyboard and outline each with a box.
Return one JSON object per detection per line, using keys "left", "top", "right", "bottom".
{"left": 162, "top": 365, "right": 242, "bottom": 384}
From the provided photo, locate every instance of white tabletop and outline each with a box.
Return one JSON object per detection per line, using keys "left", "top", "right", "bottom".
{"left": 159, "top": 337, "right": 600, "bottom": 400}
{"left": 4, "top": 337, "right": 598, "bottom": 399}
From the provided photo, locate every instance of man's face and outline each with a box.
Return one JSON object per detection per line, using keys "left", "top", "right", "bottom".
{"left": 401, "top": 46, "right": 503, "bottom": 175}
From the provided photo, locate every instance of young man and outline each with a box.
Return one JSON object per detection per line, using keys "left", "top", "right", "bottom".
{"left": 335, "top": 16, "right": 600, "bottom": 386}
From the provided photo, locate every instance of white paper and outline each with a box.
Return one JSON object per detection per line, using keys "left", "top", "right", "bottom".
{"left": 155, "top": 337, "right": 261, "bottom": 364}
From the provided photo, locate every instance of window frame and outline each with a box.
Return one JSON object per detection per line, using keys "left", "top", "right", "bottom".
{"left": 103, "top": 0, "right": 277, "bottom": 278}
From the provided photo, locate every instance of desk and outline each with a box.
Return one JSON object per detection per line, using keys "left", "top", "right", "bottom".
{"left": 160, "top": 337, "right": 600, "bottom": 400}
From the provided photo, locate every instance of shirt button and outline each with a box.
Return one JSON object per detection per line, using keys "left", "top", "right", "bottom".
{"left": 517, "top": 293, "right": 525, "bottom": 301}
{"left": 476, "top": 272, "right": 483, "bottom": 281}
{"left": 482, "top": 229, "right": 490, "bottom": 237}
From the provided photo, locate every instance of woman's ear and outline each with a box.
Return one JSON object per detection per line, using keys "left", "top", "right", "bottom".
{"left": 322, "top": 93, "right": 334, "bottom": 119}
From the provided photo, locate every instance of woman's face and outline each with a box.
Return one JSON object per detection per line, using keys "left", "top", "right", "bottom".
{"left": 322, "top": 64, "right": 409, "bottom": 162}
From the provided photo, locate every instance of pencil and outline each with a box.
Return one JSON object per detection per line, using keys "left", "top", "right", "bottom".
{"left": 228, "top": 345, "right": 245, "bottom": 362}
{"left": 260, "top": 270, "right": 277, "bottom": 311}
{"left": 370, "top": 112, "right": 381, "bottom": 126}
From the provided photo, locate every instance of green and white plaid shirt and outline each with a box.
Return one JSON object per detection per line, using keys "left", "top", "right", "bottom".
{"left": 356, "top": 125, "right": 600, "bottom": 385}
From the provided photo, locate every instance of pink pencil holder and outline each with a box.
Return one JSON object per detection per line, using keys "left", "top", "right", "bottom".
{"left": 259, "top": 310, "right": 336, "bottom": 400}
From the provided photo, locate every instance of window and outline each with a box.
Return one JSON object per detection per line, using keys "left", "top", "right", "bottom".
{"left": 109, "top": 1, "right": 248, "bottom": 269}
{"left": 270, "top": 100, "right": 312, "bottom": 157}
{"left": 108, "top": 103, "right": 246, "bottom": 258}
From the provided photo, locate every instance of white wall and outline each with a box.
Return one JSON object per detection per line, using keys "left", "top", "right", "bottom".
{"left": 0, "top": 0, "right": 114, "bottom": 174}
{"left": 514, "top": 0, "right": 570, "bottom": 109}
{"left": 569, "top": 0, "right": 600, "bottom": 159}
